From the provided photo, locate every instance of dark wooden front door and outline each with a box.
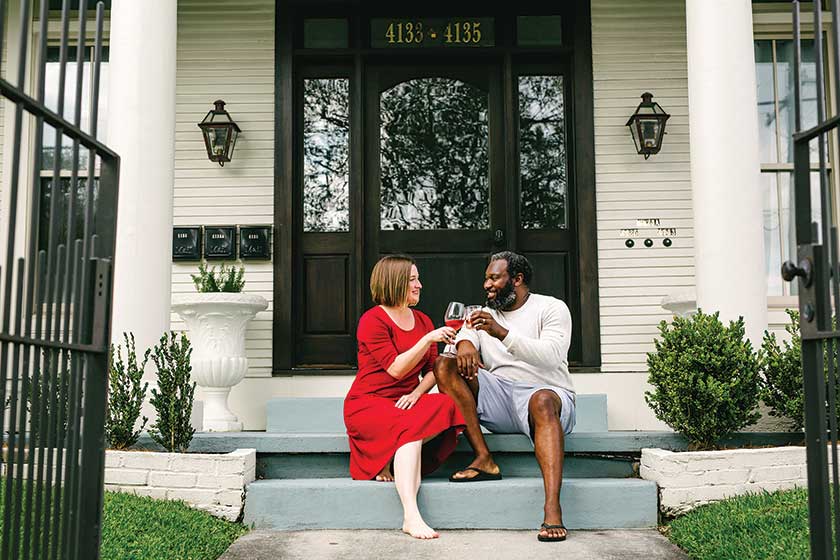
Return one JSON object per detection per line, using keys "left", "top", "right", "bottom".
{"left": 290, "top": 58, "right": 581, "bottom": 369}
{"left": 364, "top": 63, "right": 508, "bottom": 332}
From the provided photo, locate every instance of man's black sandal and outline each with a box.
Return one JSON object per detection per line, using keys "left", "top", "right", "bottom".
{"left": 537, "top": 523, "right": 567, "bottom": 542}
{"left": 448, "top": 467, "right": 502, "bottom": 482}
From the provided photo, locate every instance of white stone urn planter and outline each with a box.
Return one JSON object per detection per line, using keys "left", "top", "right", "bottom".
{"left": 172, "top": 293, "right": 268, "bottom": 432}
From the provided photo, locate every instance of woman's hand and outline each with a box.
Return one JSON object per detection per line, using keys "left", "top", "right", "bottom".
{"left": 423, "top": 326, "right": 457, "bottom": 345}
{"left": 395, "top": 391, "right": 421, "bottom": 410}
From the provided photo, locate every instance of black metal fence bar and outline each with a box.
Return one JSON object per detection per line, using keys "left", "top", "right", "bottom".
{"left": 2, "top": 0, "right": 35, "bottom": 556}
{"left": 792, "top": 0, "right": 840, "bottom": 558}
{"left": 23, "top": 1, "right": 56, "bottom": 556}
{"left": 0, "top": 1, "right": 118, "bottom": 558}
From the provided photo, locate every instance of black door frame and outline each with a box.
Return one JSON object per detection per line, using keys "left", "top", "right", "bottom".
{"left": 274, "top": 1, "right": 600, "bottom": 373}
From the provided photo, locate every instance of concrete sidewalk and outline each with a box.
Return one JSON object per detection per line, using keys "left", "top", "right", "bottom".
{"left": 219, "top": 529, "right": 688, "bottom": 560}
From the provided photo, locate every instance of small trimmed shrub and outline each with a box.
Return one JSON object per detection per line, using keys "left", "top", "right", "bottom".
{"left": 759, "top": 309, "right": 840, "bottom": 431}
{"left": 758, "top": 309, "right": 804, "bottom": 431}
{"left": 148, "top": 332, "right": 195, "bottom": 453}
{"left": 645, "top": 310, "right": 761, "bottom": 450}
{"left": 190, "top": 261, "right": 245, "bottom": 293}
{"left": 106, "top": 332, "right": 150, "bottom": 450}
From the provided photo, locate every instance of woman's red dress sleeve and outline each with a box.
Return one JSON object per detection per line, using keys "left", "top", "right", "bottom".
{"left": 357, "top": 312, "right": 399, "bottom": 372}
{"left": 419, "top": 313, "right": 439, "bottom": 374}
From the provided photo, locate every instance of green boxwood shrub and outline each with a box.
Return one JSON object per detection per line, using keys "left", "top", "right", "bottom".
{"left": 148, "top": 332, "right": 196, "bottom": 453}
{"left": 645, "top": 310, "right": 761, "bottom": 450}
{"left": 758, "top": 309, "right": 804, "bottom": 431}
{"left": 106, "top": 332, "right": 150, "bottom": 450}
{"left": 759, "top": 308, "right": 840, "bottom": 431}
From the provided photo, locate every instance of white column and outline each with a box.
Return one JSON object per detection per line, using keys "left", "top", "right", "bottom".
{"left": 686, "top": 0, "right": 767, "bottom": 344}
{"left": 107, "top": 0, "right": 177, "bottom": 354}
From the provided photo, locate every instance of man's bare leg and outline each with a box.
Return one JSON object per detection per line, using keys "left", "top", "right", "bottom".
{"left": 529, "top": 390, "right": 567, "bottom": 541}
{"left": 433, "top": 356, "right": 499, "bottom": 479}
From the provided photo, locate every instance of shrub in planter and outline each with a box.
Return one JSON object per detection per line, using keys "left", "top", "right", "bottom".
{"left": 148, "top": 332, "right": 196, "bottom": 453}
{"left": 190, "top": 261, "right": 245, "bottom": 293}
{"left": 645, "top": 310, "right": 761, "bottom": 450}
{"left": 106, "top": 333, "right": 150, "bottom": 450}
{"left": 759, "top": 309, "right": 840, "bottom": 431}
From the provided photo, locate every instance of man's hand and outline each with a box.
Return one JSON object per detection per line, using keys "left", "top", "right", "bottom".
{"left": 470, "top": 310, "right": 508, "bottom": 341}
{"left": 456, "top": 340, "right": 483, "bottom": 380}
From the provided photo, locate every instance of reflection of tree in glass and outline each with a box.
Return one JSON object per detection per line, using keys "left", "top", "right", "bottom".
{"left": 519, "top": 75, "right": 567, "bottom": 229}
{"left": 380, "top": 78, "right": 489, "bottom": 230}
{"left": 38, "top": 178, "right": 98, "bottom": 259}
{"left": 304, "top": 78, "right": 350, "bottom": 232}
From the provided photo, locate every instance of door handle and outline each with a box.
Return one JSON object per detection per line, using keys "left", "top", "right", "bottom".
{"left": 494, "top": 228, "right": 505, "bottom": 245}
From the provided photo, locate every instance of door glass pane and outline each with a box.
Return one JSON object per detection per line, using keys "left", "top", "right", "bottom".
{"left": 380, "top": 78, "right": 489, "bottom": 230}
{"left": 303, "top": 78, "right": 350, "bottom": 232}
{"left": 519, "top": 75, "right": 567, "bottom": 229}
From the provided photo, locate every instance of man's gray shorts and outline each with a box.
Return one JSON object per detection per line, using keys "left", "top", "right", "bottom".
{"left": 475, "top": 369, "right": 576, "bottom": 443}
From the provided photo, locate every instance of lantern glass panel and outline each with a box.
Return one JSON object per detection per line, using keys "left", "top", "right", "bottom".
{"left": 229, "top": 129, "right": 240, "bottom": 159}
{"left": 212, "top": 127, "right": 230, "bottom": 157}
{"left": 641, "top": 119, "right": 660, "bottom": 149}
{"left": 629, "top": 121, "right": 642, "bottom": 152}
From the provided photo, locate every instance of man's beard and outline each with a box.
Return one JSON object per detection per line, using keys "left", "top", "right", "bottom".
{"left": 486, "top": 279, "right": 517, "bottom": 311}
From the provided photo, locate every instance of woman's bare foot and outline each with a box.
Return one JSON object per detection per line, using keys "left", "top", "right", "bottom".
{"left": 402, "top": 517, "right": 439, "bottom": 539}
{"left": 375, "top": 464, "right": 393, "bottom": 482}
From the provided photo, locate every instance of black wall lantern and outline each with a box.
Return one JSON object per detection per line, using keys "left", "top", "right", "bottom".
{"left": 198, "top": 100, "right": 241, "bottom": 167}
{"left": 626, "top": 92, "right": 670, "bottom": 159}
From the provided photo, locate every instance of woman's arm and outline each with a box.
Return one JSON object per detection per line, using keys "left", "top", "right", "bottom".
{"left": 416, "top": 371, "right": 437, "bottom": 394}
{"left": 386, "top": 328, "right": 452, "bottom": 379}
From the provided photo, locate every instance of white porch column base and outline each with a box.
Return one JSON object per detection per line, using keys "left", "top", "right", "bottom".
{"left": 686, "top": 0, "right": 767, "bottom": 344}
{"left": 106, "top": 1, "right": 176, "bottom": 359}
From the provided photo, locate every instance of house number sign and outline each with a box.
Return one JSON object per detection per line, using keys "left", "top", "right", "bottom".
{"left": 371, "top": 18, "right": 495, "bottom": 48}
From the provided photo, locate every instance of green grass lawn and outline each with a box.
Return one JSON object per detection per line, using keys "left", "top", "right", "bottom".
{"left": 0, "top": 482, "right": 247, "bottom": 560}
{"left": 101, "top": 491, "right": 248, "bottom": 560}
{"left": 666, "top": 487, "right": 810, "bottom": 560}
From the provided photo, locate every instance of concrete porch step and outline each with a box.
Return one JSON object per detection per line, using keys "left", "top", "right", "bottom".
{"left": 150, "top": 430, "right": 802, "bottom": 455}
{"left": 243, "top": 477, "right": 658, "bottom": 530}
{"left": 266, "top": 395, "right": 609, "bottom": 433}
{"left": 258, "top": 450, "right": 636, "bottom": 479}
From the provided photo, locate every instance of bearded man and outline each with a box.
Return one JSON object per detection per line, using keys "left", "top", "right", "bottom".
{"left": 433, "top": 251, "right": 575, "bottom": 543}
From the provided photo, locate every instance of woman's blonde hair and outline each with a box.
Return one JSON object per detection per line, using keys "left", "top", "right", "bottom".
{"left": 370, "top": 254, "right": 416, "bottom": 307}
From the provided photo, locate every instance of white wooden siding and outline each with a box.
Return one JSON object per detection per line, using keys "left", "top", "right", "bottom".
{"left": 171, "top": 0, "right": 275, "bottom": 377}
{"left": 592, "top": 0, "right": 694, "bottom": 371}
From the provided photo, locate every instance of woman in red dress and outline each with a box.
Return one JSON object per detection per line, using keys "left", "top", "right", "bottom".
{"left": 344, "top": 255, "right": 466, "bottom": 539}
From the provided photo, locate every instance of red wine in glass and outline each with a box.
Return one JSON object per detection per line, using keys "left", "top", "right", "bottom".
{"left": 441, "top": 301, "right": 465, "bottom": 357}
{"left": 445, "top": 319, "right": 465, "bottom": 330}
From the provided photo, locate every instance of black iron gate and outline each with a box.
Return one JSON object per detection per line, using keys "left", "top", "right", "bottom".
{"left": 787, "top": 1, "right": 840, "bottom": 558}
{"left": 0, "top": 1, "right": 119, "bottom": 559}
